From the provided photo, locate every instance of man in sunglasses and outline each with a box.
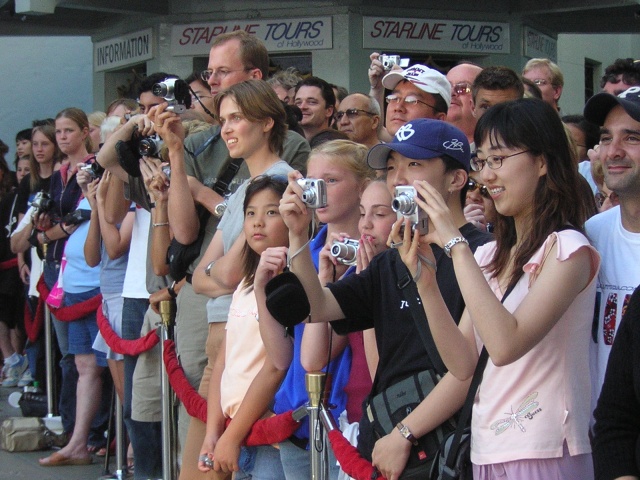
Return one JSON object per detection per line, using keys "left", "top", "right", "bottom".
{"left": 336, "top": 93, "right": 381, "bottom": 149}
{"left": 446, "top": 62, "right": 483, "bottom": 145}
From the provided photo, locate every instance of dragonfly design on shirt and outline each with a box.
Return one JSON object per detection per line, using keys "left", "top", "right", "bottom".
{"left": 490, "top": 391, "right": 540, "bottom": 435}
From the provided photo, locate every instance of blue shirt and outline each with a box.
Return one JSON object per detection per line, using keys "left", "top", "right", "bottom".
{"left": 62, "top": 198, "right": 100, "bottom": 294}
{"left": 273, "top": 225, "right": 352, "bottom": 443}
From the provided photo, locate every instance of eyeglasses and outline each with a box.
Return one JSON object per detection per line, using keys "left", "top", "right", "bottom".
{"left": 594, "top": 190, "right": 619, "bottom": 208}
{"left": 466, "top": 177, "right": 491, "bottom": 198}
{"left": 191, "top": 94, "right": 212, "bottom": 103}
{"left": 335, "top": 108, "right": 376, "bottom": 121}
{"left": 452, "top": 82, "right": 472, "bottom": 96}
{"left": 532, "top": 79, "right": 549, "bottom": 86}
{"left": 200, "top": 67, "right": 252, "bottom": 82}
{"left": 386, "top": 94, "right": 437, "bottom": 111}
{"left": 470, "top": 150, "right": 530, "bottom": 172}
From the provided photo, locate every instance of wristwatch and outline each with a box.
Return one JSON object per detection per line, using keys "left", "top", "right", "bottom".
{"left": 396, "top": 422, "right": 419, "bottom": 446}
{"left": 204, "top": 260, "right": 215, "bottom": 277}
{"left": 167, "top": 280, "right": 177, "bottom": 299}
{"left": 443, "top": 236, "right": 469, "bottom": 258}
{"left": 213, "top": 201, "right": 227, "bottom": 218}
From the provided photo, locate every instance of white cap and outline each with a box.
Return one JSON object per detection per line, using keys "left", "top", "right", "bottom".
{"left": 382, "top": 64, "right": 451, "bottom": 107}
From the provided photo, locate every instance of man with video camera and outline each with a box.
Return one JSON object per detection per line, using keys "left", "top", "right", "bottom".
{"left": 97, "top": 71, "right": 177, "bottom": 479}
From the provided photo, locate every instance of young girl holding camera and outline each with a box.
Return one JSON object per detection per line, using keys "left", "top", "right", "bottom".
{"left": 198, "top": 175, "right": 289, "bottom": 478}
{"left": 257, "top": 139, "right": 375, "bottom": 479}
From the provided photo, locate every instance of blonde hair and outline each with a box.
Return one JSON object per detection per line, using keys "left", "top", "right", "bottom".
{"left": 308, "top": 139, "right": 376, "bottom": 184}
{"left": 88, "top": 111, "right": 106, "bottom": 128}
{"left": 523, "top": 58, "right": 564, "bottom": 87}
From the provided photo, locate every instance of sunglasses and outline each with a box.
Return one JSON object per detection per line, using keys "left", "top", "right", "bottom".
{"left": 335, "top": 108, "right": 375, "bottom": 121}
{"left": 467, "top": 177, "right": 491, "bottom": 198}
{"left": 594, "top": 190, "right": 619, "bottom": 208}
{"left": 452, "top": 82, "right": 472, "bottom": 95}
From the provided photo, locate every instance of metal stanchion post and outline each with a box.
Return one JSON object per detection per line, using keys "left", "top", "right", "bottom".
{"left": 42, "top": 245, "right": 57, "bottom": 418}
{"left": 160, "top": 299, "right": 178, "bottom": 480}
{"left": 43, "top": 303, "right": 57, "bottom": 416}
{"left": 306, "top": 372, "right": 331, "bottom": 480}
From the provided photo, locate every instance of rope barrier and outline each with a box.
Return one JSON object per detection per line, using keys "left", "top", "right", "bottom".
{"left": 96, "top": 306, "right": 160, "bottom": 355}
{"left": 162, "top": 339, "right": 301, "bottom": 446}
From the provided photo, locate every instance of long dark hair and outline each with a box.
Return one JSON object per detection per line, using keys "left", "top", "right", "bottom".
{"left": 30, "top": 124, "right": 62, "bottom": 191}
{"left": 473, "top": 98, "right": 589, "bottom": 291}
{"left": 241, "top": 174, "right": 288, "bottom": 289}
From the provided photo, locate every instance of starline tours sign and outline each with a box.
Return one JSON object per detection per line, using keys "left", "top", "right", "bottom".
{"left": 171, "top": 17, "right": 333, "bottom": 55}
{"left": 363, "top": 16, "right": 510, "bottom": 54}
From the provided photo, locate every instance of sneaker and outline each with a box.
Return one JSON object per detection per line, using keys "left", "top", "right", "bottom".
{"left": 2, "top": 356, "right": 28, "bottom": 388}
{"left": 17, "top": 369, "right": 34, "bottom": 387}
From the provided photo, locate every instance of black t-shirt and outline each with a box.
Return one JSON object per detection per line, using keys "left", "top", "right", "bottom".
{"left": 0, "top": 187, "right": 19, "bottom": 263}
{"left": 329, "top": 222, "right": 492, "bottom": 392}
{"left": 328, "top": 223, "right": 492, "bottom": 459}
{"left": 15, "top": 174, "right": 53, "bottom": 216}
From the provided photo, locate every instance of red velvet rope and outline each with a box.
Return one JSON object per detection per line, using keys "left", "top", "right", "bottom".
{"left": 0, "top": 258, "right": 18, "bottom": 270}
{"left": 161, "top": 339, "right": 301, "bottom": 446}
{"left": 35, "top": 276, "right": 103, "bottom": 322}
{"left": 96, "top": 305, "right": 160, "bottom": 355}
{"left": 327, "top": 429, "right": 386, "bottom": 480}
{"left": 162, "top": 339, "right": 208, "bottom": 422}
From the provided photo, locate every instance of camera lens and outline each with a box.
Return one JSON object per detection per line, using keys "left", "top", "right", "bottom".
{"left": 392, "top": 193, "right": 416, "bottom": 215}
{"left": 152, "top": 82, "right": 170, "bottom": 97}
{"left": 301, "top": 190, "right": 316, "bottom": 205}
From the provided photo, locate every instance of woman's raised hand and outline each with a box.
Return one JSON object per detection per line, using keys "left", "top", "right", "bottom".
{"left": 279, "top": 170, "right": 313, "bottom": 238}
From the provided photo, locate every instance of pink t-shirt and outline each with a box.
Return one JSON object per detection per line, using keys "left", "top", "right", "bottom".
{"left": 471, "top": 230, "right": 600, "bottom": 465}
{"left": 220, "top": 285, "right": 266, "bottom": 419}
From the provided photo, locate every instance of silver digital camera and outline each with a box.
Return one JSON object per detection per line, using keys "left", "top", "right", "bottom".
{"left": 152, "top": 77, "right": 191, "bottom": 114}
{"left": 297, "top": 178, "right": 327, "bottom": 209}
{"left": 330, "top": 238, "right": 359, "bottom": 266}
{"left": 392, "top": 186, "right": 429, "bottom": 235}
{"left": 381, "top": 54, "right": 410, "bottom": 71}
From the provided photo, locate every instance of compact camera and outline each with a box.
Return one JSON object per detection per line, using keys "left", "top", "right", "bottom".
{"left": 80, "top": 162, "right": 105, "bottom": 178}
{"left": 152, "top": 77, "right": 192, "bottom": 114}
{"left": 62, "top": 209, "right": 91, "bottom": 226}
{"left": 381, "top": 54, "right": 410, "bottom": 71}
{"left": 138, "top": 134, "right": 164, "bottom": 158}
{"left": 297, "top": 178, "right": 327, "bottom": 209}
{"left": 392, "top": 186, "right": 429, "bottom": 235}
{"left": 162, "top": 165, "right": 171, "bottom": 180}
{"left": 29, "top": 191, "right": 54, "bottom": 214}
{"left": 330, "top": 238, "right": 359, "bottom": 266}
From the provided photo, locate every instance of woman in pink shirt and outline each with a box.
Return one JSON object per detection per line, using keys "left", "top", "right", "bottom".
{"left": 395, "top": 98, "right": 600, "bottom": 480}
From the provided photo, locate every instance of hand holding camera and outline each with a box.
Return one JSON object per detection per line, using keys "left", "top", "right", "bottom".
{"left": 279, "top": 171, "right": 323, "bottom": 239}
{"left": 392, "top": 186, "right": 429, "bottom": 235}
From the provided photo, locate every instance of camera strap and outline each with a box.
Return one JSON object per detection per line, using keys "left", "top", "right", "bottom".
{"left": 212, "top": 157, "right": 244, "bottom": 197}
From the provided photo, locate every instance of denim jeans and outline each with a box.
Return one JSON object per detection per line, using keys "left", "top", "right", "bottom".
{"left": 235, "top": 445, "right": 286, "bottom": 480}
{"left": 122, "top": 297, "right": 162, "bottom": 480}
{"left": 279, "top": 439, "right": 340, "bottom": 480}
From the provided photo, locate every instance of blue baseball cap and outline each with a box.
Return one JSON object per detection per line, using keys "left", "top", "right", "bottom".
{"left": 367, "top": 119, "right": 470, "bottom": 171}
{"left": 584, "top": 86, "right": 640, "bottom": 126}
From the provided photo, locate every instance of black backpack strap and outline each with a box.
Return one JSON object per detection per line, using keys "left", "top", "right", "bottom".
{"left": 443, "top": 283, "right": 516, "bottom": 474}
{"left": 393, "top": 250, "right": 448, "bottom": 377}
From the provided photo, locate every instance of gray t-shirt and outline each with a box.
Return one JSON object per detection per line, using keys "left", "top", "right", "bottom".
{"left": 206, "top": 161, "right": 293, "bottom": 323}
